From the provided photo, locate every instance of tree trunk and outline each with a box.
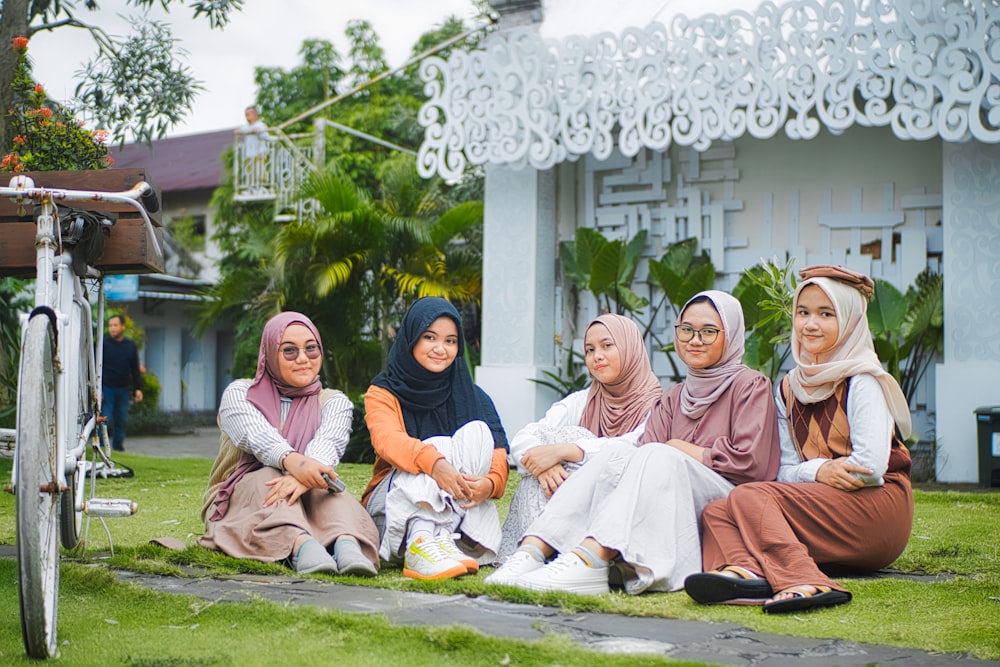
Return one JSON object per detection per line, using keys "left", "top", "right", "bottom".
{"left": 0, "top": 0, "right": 32, "bottom": 151}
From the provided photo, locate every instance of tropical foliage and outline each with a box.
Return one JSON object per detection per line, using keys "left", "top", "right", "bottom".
{"left": 201, "top": 19, "right": 488, "bottom": 397}
{"left": 732, "top": 257, "right": 798, "bottom": 383}
{"left": 560, "top": 227, "right": 650, "bottom": 316}
{"left": 1, "top": 38, "right": 111, "bottom": 173}
{"left": 0, "top": 0, "right": 243, "bottom": 147}
{"left": 868, "top": 268, "right": 944, "bottom": 403}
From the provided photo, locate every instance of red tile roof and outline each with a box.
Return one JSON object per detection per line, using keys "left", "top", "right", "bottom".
{"left": 109, "top": 128, "right": 236, "bottom": 193}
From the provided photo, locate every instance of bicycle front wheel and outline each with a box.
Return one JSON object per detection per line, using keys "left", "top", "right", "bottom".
{"left": 16, "top": 315, "right": 61, "bottom": 659}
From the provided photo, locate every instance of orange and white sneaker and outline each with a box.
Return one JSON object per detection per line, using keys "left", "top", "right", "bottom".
{"left": 435, "top": 533, "right": 479, "bottom": 574}
{"left": 403, "top": 537, "right": 467, "bottom": 580}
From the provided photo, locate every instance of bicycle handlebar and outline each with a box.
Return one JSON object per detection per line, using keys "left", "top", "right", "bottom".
{"left": 0, "top": 175, "right": 162, "bottom": 258}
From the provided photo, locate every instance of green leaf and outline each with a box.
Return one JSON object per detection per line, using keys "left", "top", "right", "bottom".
{"left": 869, "top": 279, "right": 908, "bottom": 336}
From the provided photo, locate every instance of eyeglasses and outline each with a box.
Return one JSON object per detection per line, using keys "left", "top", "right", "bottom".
{"left": 674, "top": 325, "right": 721, "bottom": 345}
{"left": 280, "top": 344, "right": 322, "bottom": 361}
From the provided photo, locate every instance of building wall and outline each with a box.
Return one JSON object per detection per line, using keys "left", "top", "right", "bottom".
{"left": 480, "top": 124, "right": 960, "bottom": 473}
{"left": 135, "top": 298, "right": 233, "bottom": 413}
{"left": 936, "top": 141, "right": 1000, "bottom": 483}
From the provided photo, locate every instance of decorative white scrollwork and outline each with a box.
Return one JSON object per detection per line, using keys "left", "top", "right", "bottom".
{"left": 418, "top": 0, "right": 1000, "bottom": 179}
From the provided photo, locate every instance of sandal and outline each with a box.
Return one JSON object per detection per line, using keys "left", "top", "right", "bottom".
{"left": 684, "top": 565, "right": 773, "bottom": 604}
{"left": 761, "top": 585, "right": 852, "bottom": 614}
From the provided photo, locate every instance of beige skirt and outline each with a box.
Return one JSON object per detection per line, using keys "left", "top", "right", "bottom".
{"left": 200, "top": 466, "right": 379, "bottom": 565}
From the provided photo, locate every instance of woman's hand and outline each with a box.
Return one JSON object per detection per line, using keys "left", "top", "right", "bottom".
{"left": 431, "top": 458, "right": 474, "bottom": 501}
{"left": 457, "top": 475, "right": 495, "bottom": 509}
{"left": 281, "top": 452, "right": 335, "bottom": 490}
{"left": 263, "top": 475, "right": 310, "bottom": 507}
{"left": 816, "top": 457, "right": 871, "bottom": 491}
{"left": 521, "top": 443, "right": 581, "bottom": 477}
{"left": 536, "top": 464, "right": 569, "bottom": 497}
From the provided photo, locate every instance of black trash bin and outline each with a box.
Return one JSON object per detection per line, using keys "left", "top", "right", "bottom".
{"left": 974, "top": 406, "right": 1000, "bottom": 487}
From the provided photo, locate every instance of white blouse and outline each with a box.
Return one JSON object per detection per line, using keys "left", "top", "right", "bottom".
{"left": 776, "top": 374, "right": 894, "bottom": 486}
{"left": 507, "top": 389, "right": 649, "bottom": 475}
{"left": 218, "top": 379, "right": 353, "bottom": 470}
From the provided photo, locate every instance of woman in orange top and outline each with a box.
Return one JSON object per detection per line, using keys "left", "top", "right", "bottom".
{"left": 362, "top": 297, "right": 509, "bottom": 580}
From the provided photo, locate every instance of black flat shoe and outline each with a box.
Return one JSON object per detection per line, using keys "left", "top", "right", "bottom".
{"left": 762, "top": 585, "right": 852, "bottom": 614}
{"left": 685, "top": 567, "right": 773, "bottom": 604}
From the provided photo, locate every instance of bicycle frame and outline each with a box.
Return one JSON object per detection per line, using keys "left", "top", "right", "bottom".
{"left": 4, "top": 176, "right": 159, "bottom": 500}
{"left": 1, "top": 174, "right": 160, "bottom": 658}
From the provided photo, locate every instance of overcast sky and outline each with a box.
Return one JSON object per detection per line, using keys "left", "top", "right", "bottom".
{"left": 26, "top": 0, "right": 759, "bottom": 140}
{"left": 28, "top": 0, "right": 479, "bottom": 137}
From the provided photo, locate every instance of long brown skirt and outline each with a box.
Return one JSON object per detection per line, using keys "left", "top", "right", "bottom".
{"left": 699, "top": 471, "right": 913, "bottom": 593}
{"left": 200, "top": 467, "right": 380, "bottom": 565}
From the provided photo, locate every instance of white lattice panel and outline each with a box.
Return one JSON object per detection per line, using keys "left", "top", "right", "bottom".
{"left": 419, "top": 0, "right": 1000, "bottom": 180}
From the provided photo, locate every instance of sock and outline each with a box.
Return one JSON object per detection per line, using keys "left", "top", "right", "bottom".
{"left": 517, "top": 543, "right": 546, "bottom": 563}
{"left": 406, "top": 518, "right": 437, "bottom": 548}
{"left": 572, "top": 544, "right": 609, "bottom": 569}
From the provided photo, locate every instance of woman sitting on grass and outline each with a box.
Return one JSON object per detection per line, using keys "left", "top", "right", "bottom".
{"left": 685, "top": 266, "right": 913, "bottom": 613}
{"left": 487, "top": 291, "right": 780, "bottom": 594}
{"left": 496, "top": 314, "right": 662, "bottom": 562}
{"left": 200, "top": 312, "right": 379, "bottom": 577}
{"left": 362, "top": 297, "right": 509, "bottom": 580}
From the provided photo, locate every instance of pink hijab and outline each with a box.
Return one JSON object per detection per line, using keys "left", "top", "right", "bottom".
{"left": 209, "top": 312, "right": 323, "bottom": 521}
{"left": 578, "top": 314, "right": 662, "bottom": 437}
{"left": 245, "top": 311, "right": 323, "bottom": 448}
{"left": 677, "top": 290, "right": 748, "bottom": 419}
{"left": 787, "top": 270, "right": 912, "bottom": 439}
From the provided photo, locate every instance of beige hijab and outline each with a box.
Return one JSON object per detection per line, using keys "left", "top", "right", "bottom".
{"left": 787, "top": 271, "right": 912, "bottom": 439}
{"left": 578, "top": 314, "right": 662, "bottom": 437}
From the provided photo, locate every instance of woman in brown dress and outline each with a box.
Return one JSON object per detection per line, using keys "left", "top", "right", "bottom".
{"left": 200, "top": 312, "right": 379, "bottom": 577}
{"left": 685, "top": 265, "right": 913, "bottom": 613}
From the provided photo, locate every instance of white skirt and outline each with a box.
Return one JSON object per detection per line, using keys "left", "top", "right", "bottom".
{"left": 526, "top": 440, "right": 735, "bottom": 593}
{"left": 380, "top": 420, "right": 502, "bottom": 564}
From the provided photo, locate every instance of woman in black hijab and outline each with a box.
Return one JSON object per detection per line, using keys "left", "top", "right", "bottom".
{"left": 361, "top": 297, "right": 509, "bottom": 580}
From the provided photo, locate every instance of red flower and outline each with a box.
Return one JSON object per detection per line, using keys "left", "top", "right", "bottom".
{"left": 104, "top": 155, "right": 115, "bottom": 166}
{"left": 38, "top": 107, "right": 53, "bottom": 119}
{"left": 34, "top": 83, "right": 44, "bottom": 95}
{"left": 1, "top": 153, "right": 20, "bottom": 168}
{"left": 12, "top": 37, "right": 28, "bottom": 51}
{"left": 12, "top": 135, "right": 25, "bottom": 145}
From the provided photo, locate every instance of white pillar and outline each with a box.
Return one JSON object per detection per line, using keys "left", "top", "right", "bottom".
{"left": 477, "top": 165, "right": 560, "bottom": 436}
{"left": 936, "top": 141, "right": 1000, "bottom": 483}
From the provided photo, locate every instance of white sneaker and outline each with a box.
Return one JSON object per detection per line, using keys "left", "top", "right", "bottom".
{"left": 403, "top": 537, "right": 467, "bottom": 580}
{"left": 484, "top": 549, "right": 544, "bottom": 586}
{"left": 517, "top": 551, "right": 610, "bottom": 595}
{"left": 435, "top": 534, "right": 479, "bottom": 573}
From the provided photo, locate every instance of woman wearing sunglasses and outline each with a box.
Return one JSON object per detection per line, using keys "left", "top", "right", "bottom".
{"left": 487, "top": 291, "right": 780, "bottom": 595}
{"left": 200, "top": 312, "right": 379, "bottom": 577}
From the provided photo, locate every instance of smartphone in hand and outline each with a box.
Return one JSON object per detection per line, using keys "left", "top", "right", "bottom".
{"left": 321, "top": 472, "right": 346, "bottom": 493}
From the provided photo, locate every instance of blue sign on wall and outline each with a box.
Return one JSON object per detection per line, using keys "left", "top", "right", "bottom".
{"left": 104, "top": 274, "right": 139, "bottom": 302}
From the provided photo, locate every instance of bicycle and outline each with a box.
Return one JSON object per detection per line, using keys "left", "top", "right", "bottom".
{"left": 0, "top": 172, "right": 161, "bottom": 659}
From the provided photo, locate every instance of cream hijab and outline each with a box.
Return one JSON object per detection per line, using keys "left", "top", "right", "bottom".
{"left": 787, "top": 276, "right": 912, "bottom": 439}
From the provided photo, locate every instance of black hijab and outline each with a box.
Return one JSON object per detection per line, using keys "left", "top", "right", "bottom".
{"left": 371, "top": 297, "right": 508, "bottom": 448}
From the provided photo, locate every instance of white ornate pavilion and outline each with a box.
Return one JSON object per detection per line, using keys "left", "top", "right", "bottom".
{"left": 416, "top": 0, "right": 1000, "bottom": 483}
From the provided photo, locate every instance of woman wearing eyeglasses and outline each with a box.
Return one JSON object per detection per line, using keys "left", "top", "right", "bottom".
{"left": 486, "top": 291, "right": 780, "bottom": 595}
{"left": 200, "top": 312, "right": 379, "bottom": 577}
{"left": 361, "top": 297, "right": 509, "bottom": 580}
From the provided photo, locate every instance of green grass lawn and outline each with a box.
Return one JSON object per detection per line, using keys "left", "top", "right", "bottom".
{"left": 0, "top": 455, "right": 997, "bottom": 664}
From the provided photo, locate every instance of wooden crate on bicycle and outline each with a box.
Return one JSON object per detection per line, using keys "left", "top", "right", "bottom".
{"left": 0, "top": 168, "right": 164, "bottom": 277}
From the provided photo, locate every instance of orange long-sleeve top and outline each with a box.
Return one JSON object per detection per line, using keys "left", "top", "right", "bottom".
{"left": 360, "top": 385, "right": 509, "bottom": 507}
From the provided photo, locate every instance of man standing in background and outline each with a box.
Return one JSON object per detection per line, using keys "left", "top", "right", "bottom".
{"left": 102, "top": 314, "right": 143, "bottom": 452}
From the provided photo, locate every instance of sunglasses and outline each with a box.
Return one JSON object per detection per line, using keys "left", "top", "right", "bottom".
{"left": 279, "top": 344, "right": 322, "bottom": 361}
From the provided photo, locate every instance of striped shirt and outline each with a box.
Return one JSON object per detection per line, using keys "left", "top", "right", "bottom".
{"left": 218, "top": 379, "right": 353, "bottom": 469}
